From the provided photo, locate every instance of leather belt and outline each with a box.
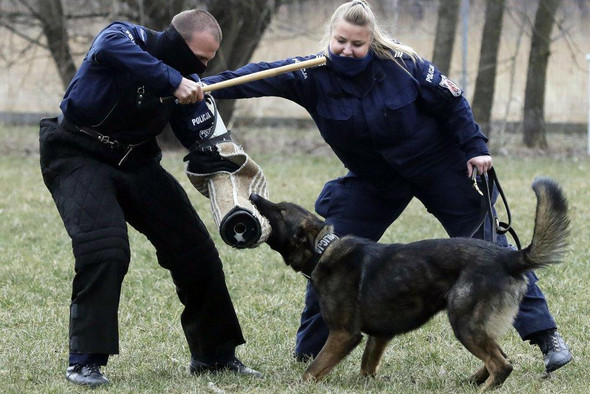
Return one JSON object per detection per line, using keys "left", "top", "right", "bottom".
{"left": 57, "top": 113, "right": 150, "bottom": 165}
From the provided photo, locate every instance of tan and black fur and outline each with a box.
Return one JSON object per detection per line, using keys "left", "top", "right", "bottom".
{"left": 250, "top": 177, "right": 569, "bottom": 390}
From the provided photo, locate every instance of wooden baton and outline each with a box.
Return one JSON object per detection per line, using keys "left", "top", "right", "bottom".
{"left": 160, "top": 56, "right": 326, "bottom": 103}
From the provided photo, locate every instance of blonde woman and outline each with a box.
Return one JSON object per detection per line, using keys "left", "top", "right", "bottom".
{"left": 204, "top": 0, "right": 571, "bottom": 374}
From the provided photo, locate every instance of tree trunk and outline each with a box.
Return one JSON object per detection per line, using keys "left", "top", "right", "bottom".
{"left": 39, "top": 0, "right": 77, "bottom": 88}
{"left": 522, "top": 0, "right": 562, "bottom": 148}
{"left": 471, "top": 0, "right": 505, "bottom": 137}
{"left": 129, "top": 0, "right": 282, "bottom": 149}
{"left": 432, "top": 0, "right": 460, "bottom": 74}
{"left": 204, "top": 0, "right": 282, "bottom": 122}
{"left": 134, "top": 0, "right": 186, "bottom": 29}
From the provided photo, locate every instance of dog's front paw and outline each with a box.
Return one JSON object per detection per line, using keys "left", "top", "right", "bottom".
{"left": 360, "top": 368, "right": 377, "bottom": 378}
{"left": 302, "top": 372, "right": 317, "bottom": 382}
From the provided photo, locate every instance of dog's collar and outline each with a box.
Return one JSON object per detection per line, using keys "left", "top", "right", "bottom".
{"left": 301, "top": 227, "right": 339, "bottom": 280}
{"left": 315, "top": 232, "right": 339, "bottom": 255}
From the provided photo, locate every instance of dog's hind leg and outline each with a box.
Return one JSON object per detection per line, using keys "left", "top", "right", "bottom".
{"left": 455, "top": 332, "right": 513, "bottom": 391}
{"left": 360, "top": 336, "right": 391, "bottom": 377}
{"left": 480, "top": 345, "right": 512, "bottom": 391}
{"left": 303, "top": 330, "right": 362, "bottom": 382}
{"left": 449, "top": 284, "right": 516, "bottom": 390}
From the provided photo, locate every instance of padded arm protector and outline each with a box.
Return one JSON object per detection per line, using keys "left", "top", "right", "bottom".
{"left": 185, "top": 141, "right": 271, "bottom": 248}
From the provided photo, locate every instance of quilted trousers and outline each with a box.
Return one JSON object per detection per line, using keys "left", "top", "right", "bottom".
{"left": 39, "top": 117, "right": 245, "bottom": 359}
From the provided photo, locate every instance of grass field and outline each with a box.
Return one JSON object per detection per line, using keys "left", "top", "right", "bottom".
{"left": 1, "top": 125, "right": 589, "bottom": 393}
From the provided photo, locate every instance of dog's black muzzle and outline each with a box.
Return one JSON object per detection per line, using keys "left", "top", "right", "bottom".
{"left": 249, "top": 193, "right": 271, "bottom": 215}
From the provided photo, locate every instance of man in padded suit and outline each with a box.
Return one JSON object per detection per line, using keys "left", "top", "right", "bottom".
{"left": 39, "top": 9, "right": 260, "bottom": 387}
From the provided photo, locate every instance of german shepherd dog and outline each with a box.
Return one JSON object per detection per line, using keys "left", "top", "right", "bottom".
{"left": 249, "top": 177, "right": 569, "bottom": 390}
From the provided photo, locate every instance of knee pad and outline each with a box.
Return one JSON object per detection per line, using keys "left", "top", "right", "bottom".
{"left": 72, "top": 227, "right": 130, "bottom": 274}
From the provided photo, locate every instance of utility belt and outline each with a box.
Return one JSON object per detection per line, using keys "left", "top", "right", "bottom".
{"left": 57, "top": 113, "right": 151, "bottom": 166}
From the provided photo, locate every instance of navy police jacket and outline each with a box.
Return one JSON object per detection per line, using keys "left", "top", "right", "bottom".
{"left": 203, "top": 54, "right": 489, "bottom": 182}
{"left": 60, "top": 21, "right": 211, "bottom": 148}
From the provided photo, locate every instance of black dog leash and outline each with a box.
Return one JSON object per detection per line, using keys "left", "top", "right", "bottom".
{"left": 469, "top": 167, "right": 522, "bottom": 250}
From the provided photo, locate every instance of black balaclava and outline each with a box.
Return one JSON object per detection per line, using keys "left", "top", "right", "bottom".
{"left": 154, "top": 25, "right": 207, "bottom": 76}
{"left": 328, "top": 48, "right": 374, "bottom": 77}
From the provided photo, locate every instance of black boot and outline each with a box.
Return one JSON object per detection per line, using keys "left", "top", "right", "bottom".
{"left": 530, "top": 329, "right": 572, "bottom": 372}
{"left": 66, "top": 364, "right": 109, "bottom": 387}
{"left": 190, "top": 356, "right": 262, "bottom": 378}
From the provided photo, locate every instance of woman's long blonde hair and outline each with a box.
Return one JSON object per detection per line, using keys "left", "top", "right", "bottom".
{"left": 320, "top": 0, "right": 421, "bottom": 65}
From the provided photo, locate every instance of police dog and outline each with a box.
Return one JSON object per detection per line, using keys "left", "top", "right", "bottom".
{"left": 249, "top": 177, "right": 569, "bottom": 390}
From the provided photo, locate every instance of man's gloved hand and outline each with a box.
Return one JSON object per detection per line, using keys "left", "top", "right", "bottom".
{"left": 183, "top": 148, "right": 240, "bottom": 175}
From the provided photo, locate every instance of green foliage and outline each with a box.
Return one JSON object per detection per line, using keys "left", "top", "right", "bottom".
{"left": 1, "top": 125, "right": 588, "bottom": 392}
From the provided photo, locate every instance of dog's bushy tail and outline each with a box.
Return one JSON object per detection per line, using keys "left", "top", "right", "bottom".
{"left": 513, "top": 177, "right": 569, "bottom": 274}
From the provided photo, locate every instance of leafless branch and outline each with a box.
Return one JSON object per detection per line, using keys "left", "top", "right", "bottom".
{"left": 1, "top": 29, "right": 46, "bottom": 67}
{"left": 64, "top": 12, "right": 112, "bottom": 19}
{"left": 15, "top": 0, "right": 43, "bottom": 21}
{"left": 0, "top": 21, "right": 48, "bottom": 49}
{"left": 552, "top": 12, "right": 585, "bottom": 72}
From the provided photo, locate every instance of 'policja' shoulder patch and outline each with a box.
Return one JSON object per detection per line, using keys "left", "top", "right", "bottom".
{"left": 439, "top": 75, "right": 462, "bottom": 97}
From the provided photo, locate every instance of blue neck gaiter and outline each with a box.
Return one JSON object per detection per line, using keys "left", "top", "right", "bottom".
{"left": 328, "top": 49, "right": 373, "bottom": 76}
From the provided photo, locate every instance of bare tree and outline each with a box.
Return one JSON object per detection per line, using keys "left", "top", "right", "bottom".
{"left": 522, "top": 0, "right": 563, "bottom": 148}
{"left": 118, "top": 0, "right": 283, "bottom": 146}
{"left": 432, "top": 0, "right": 460, "bottom": 74}
{"left": 40, "top": 0, "right": 78, "bottom": 86}
{"left": 204, "top": 0, "right": 282, "bottom": 121}
{"left": 111, "top": 0, "right": 282, "bottom": 137}
{"left": 373, "top": 0, "right": 399, "bottom": 26}
{"left": 0, "top": 0, "right": 79, "bottom": 88}
{"left": 471, "top": 0, "right": 506, "bottom": 137}
{"left": 131, "top": 0, "right": 283, "bottom": 145}
{"left": 497, "top": 4, "right": 528, "bottom": 148}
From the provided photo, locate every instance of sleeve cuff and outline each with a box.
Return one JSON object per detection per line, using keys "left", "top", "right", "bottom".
{"left": 168, "top": 69, "right": 183, "bottom": 95}
{"left": 463, "top": 138, "right": 490, "bottom": 161}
